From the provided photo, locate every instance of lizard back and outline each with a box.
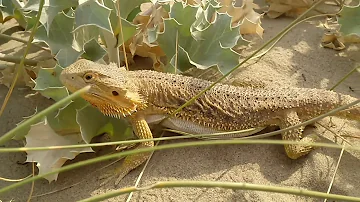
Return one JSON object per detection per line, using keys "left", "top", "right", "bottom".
{"left": 129, "top": 70, "right": 358, "bottom": 131}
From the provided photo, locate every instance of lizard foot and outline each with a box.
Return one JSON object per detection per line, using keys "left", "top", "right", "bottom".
{"left": 99, "top": 167, "right": 130, "bottom": 187}
{"left": 284, "top": 126, "right": 321, "bottom": 159}
{"left": 281, "top": 110, "right": 321, "bottom": 159}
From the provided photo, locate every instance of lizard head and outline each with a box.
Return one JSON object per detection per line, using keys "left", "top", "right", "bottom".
{"left": 60, "top": 59, "right": 146, "bottom": 118}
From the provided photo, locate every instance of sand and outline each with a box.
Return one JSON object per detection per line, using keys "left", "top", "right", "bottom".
{"left": 1, "top": 12, "right": 360, "bottom": 202}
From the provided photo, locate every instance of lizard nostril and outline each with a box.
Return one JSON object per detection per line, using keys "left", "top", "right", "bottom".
{"left": 112, "top": 91, "right": 119, "bottom": 96}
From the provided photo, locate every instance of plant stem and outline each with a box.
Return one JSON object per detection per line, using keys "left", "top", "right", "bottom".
{"left": 0, "top": 0, "right": 45, "bottom": 118}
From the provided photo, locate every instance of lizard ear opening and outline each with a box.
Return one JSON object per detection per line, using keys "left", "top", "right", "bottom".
{"left": 112, "top": 91, "right": 119, "bottom": 96}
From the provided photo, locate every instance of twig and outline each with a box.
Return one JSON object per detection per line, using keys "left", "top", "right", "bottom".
{"left": 0, "top": 33, "right": 50, "bottom": 52}
{"left": 116, "top": 0, "right": 129, "bottom": 70}
{"left": 0, "top": 0, "right": 45, "bottom": 118}
{"left": 0, "top": 55, "right": 40, "bottom": 66}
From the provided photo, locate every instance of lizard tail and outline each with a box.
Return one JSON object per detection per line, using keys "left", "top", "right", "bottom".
{"left": 330, "top": 93, "right": 360, "bottom": 121}
{"left": 335, "top": 106, "right": 360, "bottom": 121}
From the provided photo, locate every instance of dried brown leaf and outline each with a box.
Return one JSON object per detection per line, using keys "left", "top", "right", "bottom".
{"left": 0, "top": 64, "right": 36, "bottom": 88}
{"left": 265, "top": 0, "right": 322, "bottom": 18}
{"left": 218, "top": 0, "right": 264, "bottom": 37}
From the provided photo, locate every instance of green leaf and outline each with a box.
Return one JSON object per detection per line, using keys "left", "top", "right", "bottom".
{"left": 73, "top": 25, "right": 101, "bottom": 50}
{"left": 23, "top": 0, "right": 78, "bottom": 33}
{"left": 97, "top": 119, "right": 133, "bottom": 142}
{"left": 34, "top": 11, "right": 74, "bottom": 54}
{"left": 76, "top": 106, "right": 133, "bottom": 143}
{"left": 34, "top": 65, "right": 69, "bottom": 101}
{"left": 147, "top": 26, "right": 158, "bottom": 44}
{"left": 338, "top": 4, "right": 360, "bottom": 37}
{"left": 158, "top": 2, "right": 241, "bottom": 74}
{"left": 126, "top": 6, "right": 141, "bottom": 22}
{"left": 82, "top": 38, "right": 107, "bottom": 61}
{"left": 47, "top": 98, "right": 88, "bottom": 134}
{"left": 55, "top": 47, "right": 83, "bottom": 67}
{"left": 192, "top": 0, "right": 220, "bottom": 31}
{"left": 0, "top": 0, "right": 26, "bottom": 26}
{"left": 34, "top": 65, "right": 64, "bottom": 89}
{"left": 118, "top": 0, "right": 147, "bottom": 19}
{"left": 38, "top": 87, "right": 69, "bottom": 102}
{"left": 0, "top": 0, "right": 15, "bottom": 19}
{"left": 103, "top": 0, "right": 137, "bottom": 45}
{"left": 23, "top": 11, "right": 38, "bottom": 30}
{"left": 116, "top": 19, "right": 137, "bottom": 45}
{"left": 74, "top": 0, "right": 112, "bottom": 33}
{"left": 169, "top": 46, "right": 193, "bottom": 73}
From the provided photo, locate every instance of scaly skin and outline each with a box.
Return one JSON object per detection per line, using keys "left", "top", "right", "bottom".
{"left": 60, "top": 59, "right": 360, "bottom": 185}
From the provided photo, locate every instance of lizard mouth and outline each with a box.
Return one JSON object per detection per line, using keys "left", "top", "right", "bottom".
{"left": 83, "top": 93, "right": 137, "bottom": 118}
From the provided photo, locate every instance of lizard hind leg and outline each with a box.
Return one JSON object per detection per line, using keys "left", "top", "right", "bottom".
{"left": 280, "top": 110, "right": 320, "bottom": 159}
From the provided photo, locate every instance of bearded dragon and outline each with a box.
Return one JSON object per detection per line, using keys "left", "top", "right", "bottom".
{"left": 59, "top": 59, "right": 360, "bottom": 185}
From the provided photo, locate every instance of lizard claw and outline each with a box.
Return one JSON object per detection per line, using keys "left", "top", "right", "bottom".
{"left": 98, "top": 168, "right": 130, "bottom": 187}
{"left": 114, "top": 171, "right": 127, "bottom": 185}
{"left": 98, "top": 171, "right": 114, "bottom": 186}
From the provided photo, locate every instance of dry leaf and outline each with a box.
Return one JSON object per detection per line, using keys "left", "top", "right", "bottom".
{"left": 25, "top": 119, "right": 93, "bottom": 182}
{"left": 218, "top": 0, "right": 264, "bottom": 38}
{"left": 265, "top": 0, "right": 322, "bottom": 18}
{"left": 321, "top": 32, "right": 346, "bottom": 50}
{"left": 0, "top": 63, "right": 36, "bottom": 88}
{"left": 125, "top": 2, "right": 169, "bottom": 70}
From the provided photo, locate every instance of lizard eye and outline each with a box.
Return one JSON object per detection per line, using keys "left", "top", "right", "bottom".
{"left": 83, "top": 73, "right": 95, "bottom": 82}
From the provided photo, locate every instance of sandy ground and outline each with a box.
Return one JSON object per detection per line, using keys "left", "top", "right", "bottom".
{"left": 1, "top": 10, "right": 360, "bottom": 202}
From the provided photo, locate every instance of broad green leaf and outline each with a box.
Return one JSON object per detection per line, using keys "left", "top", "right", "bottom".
{"left": 126, "top": 6, "right": 141, "bottom": 22}
{"left": 103, "top": 0, "right": 137, "bottom": 45}
{"left": 193, "top": 0, "right": 220, "bottom": 31}
{"left": 116, "top": 19, "right": 137, "bottom": 45}
{"left": 171, "top": 2, "right": 197, "bottom": 34}
{"left": 55, "top": 47, "right": 83, "bottom": 67}
{"left": 34, "top": 65, "right": 64, "bottom": 89}
{"left": 47, "top": 98, "right": 89, "bottom": 134}
{"left": 0, "top": 0, "right": 15, "bottom": 19}
{"left": 34, "top": 65, "right": 69, "bottom": 101}
{"left": 76, "top": 105, "right": 133, "bottom": 143}
{"left": 339, "top": 4, "right": 360, "bottom": 37}
{"left": 118, "top": 0, "right": 147, "bottom": 19}
{"left": 38, "top": 87, "right": 69, "bottom": 102}
{"left": 0, "top": 0, "right": 26, "bottom": 26}
{"left": 34, "top": 12, "right": 74, "bottom": 54}
{"left": 158, "top": 2, "right": 241, "bottom": 73}
{"left": 23, "top": 11, "right": 38, "bottom": 30}
{"left": 204, "top": 0, "right": 220, "bottom": 23}
{"left": 74, "top": 0, "right": 112, "bottom": 33}
{"left": 157, "top": 17, "right": 193, "bottom": 64}
{"left": 77, "top": 106, "right": 109, "bottom": 143}
{"left": 73, "top": 25, "right": 101, "bottom": 50}
{"left": 82, "top": 38, "right": 107, "bottom": 61}
{"left": 23, "top": 0, "right": 78, "bottom": 33}
{"left": 193, "top": 14, "right": 240, "bottom": 48}
{"left": 190, "top": 13, "right": 241, "bottom": 72}
{"left": 98, "top": 119, "right": 134, "bottom": 142}
{"left": 148, "top": 26, "right": 158, "bottom": 44}
{"left": 158, "top": 2, "right": 241, "bottom": 74}
{"left": 169, "top": 46, "right": 193, "bottom": 73}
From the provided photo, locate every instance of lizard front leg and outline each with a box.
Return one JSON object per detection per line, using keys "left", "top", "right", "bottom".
{"left": 100, "top": 114, "right": 154, "bottom": 186}
{"left": 280, "top": 110, "right": 319, "bottom": 159}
